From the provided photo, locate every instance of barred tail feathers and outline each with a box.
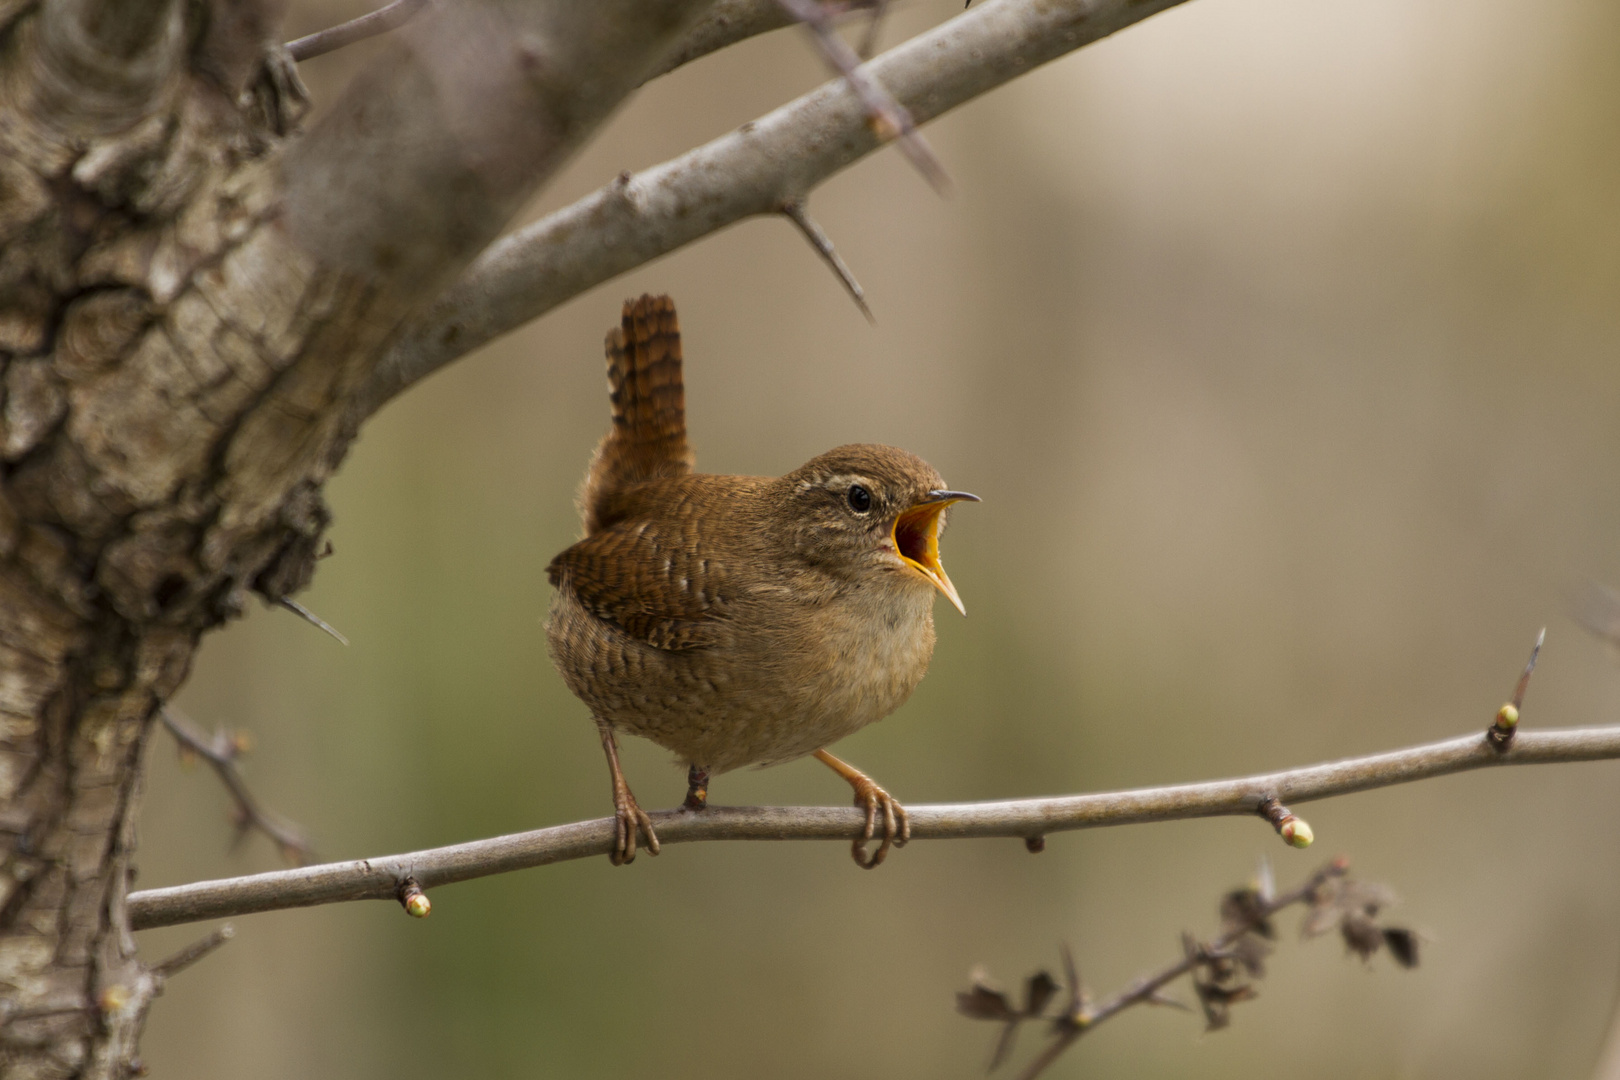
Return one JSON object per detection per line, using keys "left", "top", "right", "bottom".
{"left": 580, "top": 295, "right": 695, "bottom": 533}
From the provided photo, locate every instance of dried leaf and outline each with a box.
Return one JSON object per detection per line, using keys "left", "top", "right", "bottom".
{"left": 1220, "top": 886, "right": 1274, "bottom": 939}
{"left": 1228, "top": 934, "right": 1272, "bottom": 978}
{"left": 957, "top": 967, "right": 1018, "bottom": 1021}
{"left": 1024, "top": 970, "right": 1059, "bottom": 1017}
{"left": 1382, "top": 927, "right": 1420, "bottom": 969}
{"left": 1340, "top": 912, "right": 1385, "bottom": 961}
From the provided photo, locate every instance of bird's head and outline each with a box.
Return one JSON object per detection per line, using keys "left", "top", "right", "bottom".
{"left": 777, "top": 443, "right": 978, "bottom": 614}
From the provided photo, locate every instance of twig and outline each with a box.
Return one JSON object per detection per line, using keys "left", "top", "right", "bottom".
{"left": 361, "top": 0, "right": 1199, "bottom": 416}
{"left": 128, "top": 723, "right": 1620, "bottom": 931}
{"left": 780, "top": 200, "right": 874, "bottom": 322}
{"left": 285, "top": 0, "right": 429, "bottom": 62}
{"left": 151, "top": 925, "right": 234, "bottom": 979}
{"left": 159, "top": 708, "right": 316, "bottom": 866}
{"left": 774, "top": 0, "right": 949, "bottom": 193}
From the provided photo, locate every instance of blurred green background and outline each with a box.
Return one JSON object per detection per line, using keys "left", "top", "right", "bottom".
{"left": 134, "top": 0, "right": 1620, "bottom": 1076}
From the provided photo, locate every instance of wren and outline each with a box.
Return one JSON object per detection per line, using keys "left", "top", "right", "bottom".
{"left": 546, "top": 295, "right": 976, "bottom": 867}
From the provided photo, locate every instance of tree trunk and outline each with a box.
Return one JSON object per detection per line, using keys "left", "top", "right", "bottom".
{"left": 0, "top": 1, "right": 709, "bottom": 1074}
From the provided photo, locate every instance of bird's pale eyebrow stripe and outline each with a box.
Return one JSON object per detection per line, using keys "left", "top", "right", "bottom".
{"left": 819, "top": 473, "right": 878, "bottom": 491}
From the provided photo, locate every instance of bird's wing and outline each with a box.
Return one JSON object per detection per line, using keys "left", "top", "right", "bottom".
{"left": 547, "top": 518, "right": 729, "bottom": 651}
{"left": 579, "top": 295, "right": 696, "bottom": 535}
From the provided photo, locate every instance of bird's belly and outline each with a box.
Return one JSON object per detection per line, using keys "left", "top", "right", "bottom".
{"left": 546, "top": 588, "right": 936, "bottom": 773}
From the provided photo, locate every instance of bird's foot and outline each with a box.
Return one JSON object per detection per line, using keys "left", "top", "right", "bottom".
{"left": 813, "top": 749, "right": 910, "bottom": 868}
{"left": 848, "top": 778, "right": 909, "bottom": 868}
{"left": 682, "top": 763, "right": 710, "bottom": 811}
{"left": 610, "top": 779, "right": 660, "bottom": 865}
{"left": 596, "top": 718, "right": 659, "bottom": 865}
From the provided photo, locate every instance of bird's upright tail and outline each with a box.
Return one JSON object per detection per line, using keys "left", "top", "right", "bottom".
{"left": 579, "top": 294, "right": 695, "bottom": 533}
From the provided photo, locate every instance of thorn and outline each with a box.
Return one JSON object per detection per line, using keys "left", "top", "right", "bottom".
{"left": 1058, "top": 942, "right": 1080, "bottom": 1018}
{"left": 278, "top": 597, "right": 350, "bottom": 646}
{"left": 780, "top": 200, "right": 875, "bottom": 323}
{"left": 1145, "top": 991, "right": 1191, "bottom": 1011}
{"left": 1513, "top": 627, "right": 1545, "bottom": 710}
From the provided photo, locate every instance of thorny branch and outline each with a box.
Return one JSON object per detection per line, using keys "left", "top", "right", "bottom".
{"left": 283, "top": 0, "right": 883, "bottom": 79}
{"left": 160, "top": 708, "right": 316, "bottom": 866}
{"left": 960, "top": 858, "right": 1417, "bottom": 1080}
{"left": 360, "top": 0, "right": 1199, "bottom": 416}
{"left": 128, "top": 722, "right": 1620, "bottom": 931}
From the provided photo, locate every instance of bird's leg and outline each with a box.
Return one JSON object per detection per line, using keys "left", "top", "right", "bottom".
{"left": 813, "top": 749, "right": 910, "bottom": 868}
{"left": 683, "top": 763, "right": 710, "bottom": 810}
{"left": 595, "top": 718, "right": 659, "bottom": 864}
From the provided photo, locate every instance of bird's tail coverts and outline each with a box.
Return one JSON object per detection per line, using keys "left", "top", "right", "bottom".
{"left": 580, "top": 294, "right": 695, "bottom": 533}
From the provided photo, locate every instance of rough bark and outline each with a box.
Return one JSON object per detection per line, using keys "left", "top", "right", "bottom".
{"left": 0, "top": 1, "right": 710, "bottom": 1075}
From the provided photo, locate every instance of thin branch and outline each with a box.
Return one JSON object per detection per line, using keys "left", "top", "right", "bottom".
{"left": 159, "top": 708, "right": 316, "bottom": 866}
{"left": 151, "top": 925, "right": 234, "bottom": 979}
{"left": 774, "top": 0, "right": 950, "bottom": 193}
{"left": 1001, "top": 859, "right": 1355, "bottom": 1080}
{"left": 359, "top": 0, "right": 1196, "bottom": 417}
{"left": 286, "top": 0, "right": 429, "bottom": 63}
{"left": 780, "top": 200, "right": 874, "bottom": 322}
{"left": 128, "top": 724, "right": 1620, "bottom": 931}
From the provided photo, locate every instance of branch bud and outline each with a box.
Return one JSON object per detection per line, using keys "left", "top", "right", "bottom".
{"left": 1279, "top": 817, "right": 1313, "bottom": 848}
{"left": 1256, "top": 795, "right": 1314, "bottom": 848}
{"left": 1488, "top": 702, "right": 1521, "bottom": 750}
{"left": 398, "top": 877, "right": 431, "bottom": 918}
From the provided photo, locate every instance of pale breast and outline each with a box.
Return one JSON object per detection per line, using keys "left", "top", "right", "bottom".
{"left": 546, "top": 575, "right": 938, "bottom": 774}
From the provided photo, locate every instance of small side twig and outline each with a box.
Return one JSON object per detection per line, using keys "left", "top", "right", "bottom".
{"left": 780, "top": 200, "right": 874, "bottom": 322}
{"left": 1488, "top": 627, "right": 1544, "bottom": 750}
{"left": 159, "top": 707, "right": 315, "bottom": 866}
{"left": 773, "top": 0, "right": 950, "bottom": 194}
{"left": 152, "top": 925, "right": 235, "bottom": 980}
{"left": 286, "top": 0, "right": 429, "bottom": 62}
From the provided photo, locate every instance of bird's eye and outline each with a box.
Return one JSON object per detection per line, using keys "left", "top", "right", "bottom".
{"left": 846, "top": 484, "right": 873, "bottom": 513}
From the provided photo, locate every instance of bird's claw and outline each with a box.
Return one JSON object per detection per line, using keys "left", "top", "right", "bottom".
{"left": 610, "top": 784, "right": 660, "bottom": 866}
{"left": 850, "top": 778, "right": 909, "bottom": 869}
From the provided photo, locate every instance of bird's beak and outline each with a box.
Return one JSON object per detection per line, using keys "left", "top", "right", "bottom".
{"left": 892, "top": 490, "right": 979, "bottom": 616}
